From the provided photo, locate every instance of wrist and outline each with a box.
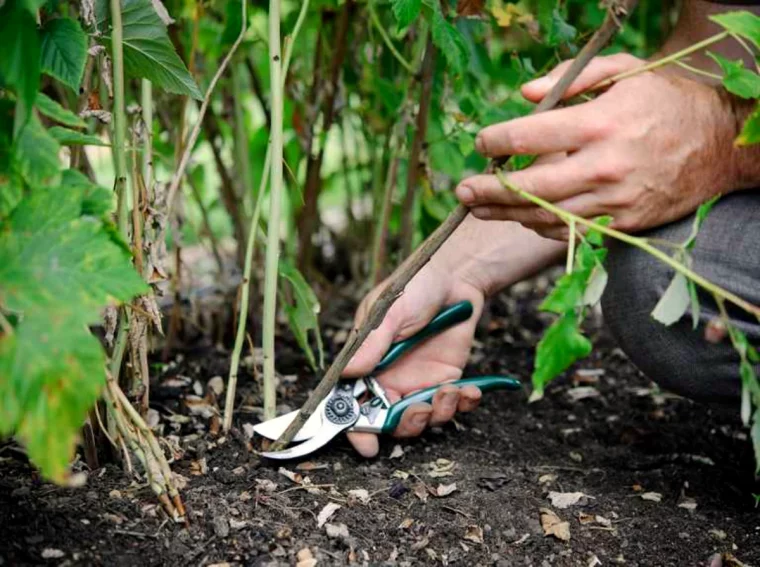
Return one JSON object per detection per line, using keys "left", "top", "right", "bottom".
{"left": 430, "top": 214, "right": 566, "bottom": 297}
{"left": 723, "top": 92, "right": 760, "bottom": 191}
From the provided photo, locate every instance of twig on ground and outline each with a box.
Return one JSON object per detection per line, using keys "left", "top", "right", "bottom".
{"left": 270, "top": 0, "right": 641, "bottom": 451}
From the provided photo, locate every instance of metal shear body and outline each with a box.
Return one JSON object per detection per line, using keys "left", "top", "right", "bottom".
{"left": 253, "top": 301, "right": 522, "bottom": 459}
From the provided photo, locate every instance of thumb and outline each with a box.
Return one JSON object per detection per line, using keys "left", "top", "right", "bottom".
{"left": 342, "top": 316, "right": 398, "bottom": 377}
{"left": 521, "top": 53, "right": 644, "bottom": 103}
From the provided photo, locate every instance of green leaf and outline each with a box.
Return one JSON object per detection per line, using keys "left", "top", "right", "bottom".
{"left": 279, "top": 260, "right": 324, "bottom": 372}
{"left": 431, "top": 7, "right": 468, "bottom": 75}
{"left": 0, "top": 184, "right": 145, "bottom": 482}
{"left": 651, "top": 272, "right": 690, "bottom": 326}
{"left": 540, "top": 269, "right": 590, "bottom": 314}
{"left": 13, "top": 116, "right": 61, "bottom": 188}
{"left": 583, "top": 265, "right": 608, "bottom": 307}
{"left": 60, "top": 169, "right": 114, "bottom": 217}
{"left": 0, "top": 2, "right": 41, "bottom": 133}
{"left": 40, "top": 18, "right": 87, "bottom": 92}
{"left": 96, "top": 0, "right": 202, "bottom": 100}
{"left": 545, "top": 8, "right": 577, "bottom": 46}
{"left": 585, "top": 215, "right": 612, "bottom": 247}
{"left": 708, "top": 52, "right": 760, "bottom": 99}
{"left": 737, "top": 101, "right": 760, "bottom": 146}
{"left": 0, "top": 173, "right": 23, "bottom": 219}
{"left": 35, "top": 93, "right": 87, "bottom": 129}
{"left": 684, "top": 195, "right": 719, "bottom": 250}
{"left": 752, "top": 409, "right": 760, "bottom": 473}
{"left": 392, "top": 0, "right": 422, "bottom": 29}
{"left": 49, "top": 126, "right": 109, "bottom": 146}
{"left": 532, "top": 311, "right": 592, "bottom": 399}
{"left": 0, "top": 315, "right": 107, "bottom": 483}
{"left": 710, "top": 11, "right": 760, "bottom": 50}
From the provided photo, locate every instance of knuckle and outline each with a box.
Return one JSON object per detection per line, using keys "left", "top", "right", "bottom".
{"left": 585, "top": 116, "right": 616, "bottom": 141}
{"left": 533, "top": 208, "right": 559, "bottom": 226}
{"left": 590, "top": 157, "right": 630, "bottom": 184}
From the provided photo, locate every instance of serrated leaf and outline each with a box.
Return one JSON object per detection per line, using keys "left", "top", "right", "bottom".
{"left": 35, "top": 93, "right": 87, "bottom": 129}
{"left": 651, "top": 272, "right": 689, "bottom": 326}
{"left": 708, "top": 52, "right": 760, "bottom": 99}
{"left": 710, "top": 10, "right": 760, "bottom": 49}
{"left": 96, "top": 0, "right": 202, "bottom": 99}
{"left": 41, "top": 18, "right": 88, "bottom": 92}
{"left": 13, "top": 116, "right": 61, "bottom": 188}
{"left": 431, "top": 8, "right": 468, "bottom": 75}
{"left": 0, "top": 186, "right": 145, "bottom": 482}
{"left": 392, "top": 0, "right": 422, "bottom": 29}
{"left": 49, "top": 126, "right": 108, "bottom": 146}
{"left": 737, "top": 101, "right": 760, "bottom": 146}
{"left": 0, "top": 2, "right": 40, "bottom": 132}
{"left": 0, "top": 173, "right": 23, "bottom": 219}
{"left": 532, "top": 311, "right": 592, "bottom": 397}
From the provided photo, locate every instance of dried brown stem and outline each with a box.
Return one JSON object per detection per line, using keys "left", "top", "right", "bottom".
{"left": 296, "top": 1, "right": 354, "bottom": 273}
{"left": 270, "top": 0, "right": 640, "bottom": 450}
{"left": 399, "top": 37, "right": 436, "bottom": 259}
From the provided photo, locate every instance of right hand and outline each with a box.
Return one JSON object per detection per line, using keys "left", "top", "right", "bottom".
{"left": 342, "top": 261, "right": 486, "bottom": 457}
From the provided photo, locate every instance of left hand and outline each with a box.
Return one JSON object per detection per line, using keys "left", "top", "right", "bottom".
{"left": 455, "top": 54, "right": 742, "bottom": 240}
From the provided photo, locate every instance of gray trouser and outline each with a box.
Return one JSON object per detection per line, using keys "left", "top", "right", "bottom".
{"left": 601, "top": 190, "right": 760, "bottom": 404}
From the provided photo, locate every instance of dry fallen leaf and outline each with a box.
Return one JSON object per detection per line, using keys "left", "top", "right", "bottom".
{"left": 678, "top": 498, "right": 697, "bottom": 511}
{"left": 278, "top": 467, "right": 303, "bottom": 484}
{"left": 389, "top": 445, "right": 405, "bottom": 459}
{"left": 325, "top": 522, "right": 350, "bottom": 542}
{"left": 540, "top": 508, "right": 571, "bottom": 542}
{"left": 413, "top": 482, "right": 429, "bottom": 502}
{"left": 392, "top": 470, "right": 409, "bottom": 479}
{"left": 640, "top": 492, "right": 663, "bottom": 502}
{"left": 464, "top": 525, "right": 484, "bottom": 544}
{"left": 456, "top": 0, "right": 485, "bottom": 17}
{"left": 296, "top": 547, "right": 317, "bottom": 567}
{"left": 426, "top": 458, "right": 456, "bottom": 478}
{"left": 398, "top": 518, "right": 414, "bottom": 530}
{"left": 435, "top": 483, "right": 458, "bottom": 497}
{"left": 317, "top": 502, "right": 341, "bottom": 528}
{"left": 538, "top": 473, "right": 557, "bottom": 485}
{"left": 567, "top": 386, "right": 600, "bottom": 402}
{"left": 296, "top": 461, "right": 329, "bottom": 471}
{"left": 255, "top": 479, "right": 278, "bottom": 493}
{"left": 348, "top": 488, "right": 371, "bottom": 505}
{"left": 547, "top": 491, "right": 594, "bottom": 509}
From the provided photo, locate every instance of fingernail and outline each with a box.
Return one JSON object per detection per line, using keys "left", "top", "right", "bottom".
{"left": 412, "top": 413, "right": 429, "bottom": 428}
{"left": 456, "top": 185, "right": 474, "bottom": 205}
{"left": 525, "top": 75, "right": 554, "bottom": 91}
{"left": 475, "top": 134, "right": 487, "bottom": 155}
{"left": 442, "top": 392, "right": 457, "bottom": 410}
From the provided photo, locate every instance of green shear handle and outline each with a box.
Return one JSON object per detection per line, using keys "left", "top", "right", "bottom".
{"left": 381, "top": 376, "right": 521, "bottom": 433}
{"left": 368, "top": 300, "right": 522, "bottom": 434}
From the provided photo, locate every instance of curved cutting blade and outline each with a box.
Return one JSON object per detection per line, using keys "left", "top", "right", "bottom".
{"left": 252, "top": 409, "right": 323, "bottom": 442}
{"left": 260, "top": 422, "right": 347, "bottom": 460}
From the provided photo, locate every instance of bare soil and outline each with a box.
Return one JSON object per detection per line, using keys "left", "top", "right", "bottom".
{"left": 1, "top": 286, "right": 759, "bottom": 566}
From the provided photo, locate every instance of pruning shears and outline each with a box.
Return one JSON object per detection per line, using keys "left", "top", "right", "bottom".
{"left": 253, "top": 300, "right": 522, "bottom": 460}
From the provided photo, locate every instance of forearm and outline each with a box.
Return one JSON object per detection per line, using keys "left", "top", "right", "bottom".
{"left": 430, "top": 215, "right": 566, "bottom": 297}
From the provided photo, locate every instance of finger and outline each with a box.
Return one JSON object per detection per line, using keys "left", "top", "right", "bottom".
{"left": 471, "top": 204, "right": 564, "bottom": 226}
{"left": 456, "top": 158, "right": 592, "bottom": 209}
{"left": 457, "top": 385, "right": 482, "bottom": 412}
{"left": 429, "top": 385, "right": 460, "bottom": 427}
{"left": 393, "top": 403, "right": 433, "bottom": 438}
{"left": 521, "top": 53, "right": 645, "bottom": 102}
{"left": 474, "top": 103, "right": 607, "bottom": 158}
{"left": 347, "top": 431, "right": 380, "bottom": 458}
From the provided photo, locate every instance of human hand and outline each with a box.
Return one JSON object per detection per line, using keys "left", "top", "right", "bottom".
{"left": 342, "top": 262, "right": 485, "bottom": 457}
{"left": 454, "top": 54, "right": 743, "bottom": 240}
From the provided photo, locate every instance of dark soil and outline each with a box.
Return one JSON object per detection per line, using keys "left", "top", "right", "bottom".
{"left": 2, "top": 284, "right": 759, "bottom": 566}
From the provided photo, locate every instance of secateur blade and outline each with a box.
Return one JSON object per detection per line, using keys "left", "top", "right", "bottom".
{"left": 259, "top": 421, "right": 348, "bottom": 460}
{"left": 252, "top": 409, "right": 322, "bottom": 442}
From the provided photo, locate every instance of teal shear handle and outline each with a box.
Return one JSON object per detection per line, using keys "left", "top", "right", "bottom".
{"left": 368, "top": 300, "right": 522, "bottom": 434}
{"left": 381, "top": 376, "right": 521, "bottom": 433}
{"left": 374, "top": 300, "right": 474, "bottom": 373}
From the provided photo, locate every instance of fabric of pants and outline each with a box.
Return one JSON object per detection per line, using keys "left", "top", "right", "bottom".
{"left": 601, "top": 189, "right": 760, "bottom": 405}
